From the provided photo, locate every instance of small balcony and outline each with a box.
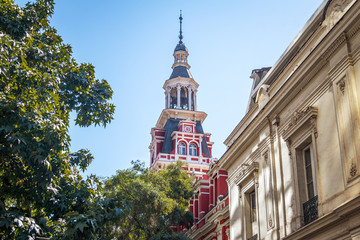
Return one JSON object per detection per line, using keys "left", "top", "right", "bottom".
{"left": 303, "top": 195, "right": 318, "bottom": 225}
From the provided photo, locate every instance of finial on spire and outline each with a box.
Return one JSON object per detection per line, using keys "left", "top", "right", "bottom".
{"left": 179, "top": 10, "right": 183, "bottom": 44}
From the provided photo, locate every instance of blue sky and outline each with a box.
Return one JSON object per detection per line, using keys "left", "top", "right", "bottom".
{"left": 17, "top": 0, "right": 324, "bottom": 178}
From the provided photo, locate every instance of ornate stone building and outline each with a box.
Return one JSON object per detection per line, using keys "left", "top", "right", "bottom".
{"left": 217, "top": 0, "right": 360, "bottom": 239}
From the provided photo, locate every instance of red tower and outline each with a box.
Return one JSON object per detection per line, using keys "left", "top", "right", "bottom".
{"left": 149, "top": 12, "right": 216, "bottom": 179}
{"left": 150, "top": 13, "right": 229, "bottom": 239}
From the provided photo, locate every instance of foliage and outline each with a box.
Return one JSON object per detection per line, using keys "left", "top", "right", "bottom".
{"left": 0, "top": 0, "right": 114, "bottom": 239}
{"left": 95, "top": 161, "right": 194, "bottom": 240}
{"left": 0, "top": 1, "right": 194, "bottom": 239}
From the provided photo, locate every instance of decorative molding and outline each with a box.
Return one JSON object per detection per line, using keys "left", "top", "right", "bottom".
{"left": 338, "top": 77, "right": 346, "bottom": 95}
{"left": 238, "top": 184, "right": 242, "bottom": 199}
{"left": 234, "top": 162, "right": 259, "bottom": 187}
{"left": 256, "top": 84, "right": 270, "bottom": 110}
{"left": 263, "top": 151, "right": 269, "bottom": 164}
{"left": 272, "top": 115, "right": 280, "bottom": 126}
{"left": 268, "top": 215, "right": 273, "bottom": 228}
{"left": 321, "top": 33, "right": 346, "bottom": 60}
{"left": 310, "top": 116, "right": 318, "bottom": 139}
{"left": 323, "top": 0, "right": 353, "bottom": 29}
{"left": 350, "top": 162, "right": 357, "bottom": 178}
{"left": 286, "top": 140, "right": 293, "bottom": 160}
{"left": 282, "top": 106, "right": 318, "bottom": 141}
{"left": 352, "top": 46, "right": 360, "bottom": 65}
{"left": 348, "top": 21, "right": 360, "bottom": 39}
{"left": 227, "top": 149, "right": 261, "bottom": 186}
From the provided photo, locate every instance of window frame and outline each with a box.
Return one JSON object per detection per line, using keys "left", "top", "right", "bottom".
{"left": 249, "top": 190, "right": 257, "bottom": 223}
{"left": 178, "top": 142, "right": 186, "bottom": 155}
{"left": 302, "top": 144, "right": 317, "bottom": 201}
{"left": 189, "top": 143, "right": 197, "bottom": 156}
{"left": 281, "top": 106, "right": 319, "bottom": 227}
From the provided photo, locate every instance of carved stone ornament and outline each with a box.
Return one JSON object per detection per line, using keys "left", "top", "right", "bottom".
{"left": 268, "top": 215, "right": 273, "bottom": 228}
{"left": 238, "top": 185, "right": 242, "bottom": 199}
{"left": 263, "top": 152, "right": 269, "bottom": 164}
{"left": 310, "top": 116, "right": 318, "bottom": 138}
{"left": 184, "top": 126, "right": 192, "bottom": 133}
{"left": 286, "top": 140, "right": 292, "bottom": 159}
{"left": 282, "top": 106, "right": 318, "bottom": 141}
{"left": 288, "top": 106, "right": 313, "bottom": 129}
{"left": 238, "top": 163, "right": 250, "bottom": 178}
{"left": 350, "top": 163, "right": 357, "bottom": 177}
{"left": 325, "top": 0, "right": 352, "bottom": 28}
{"left": 338, "top": 78, "right": 346, "bottom": 95}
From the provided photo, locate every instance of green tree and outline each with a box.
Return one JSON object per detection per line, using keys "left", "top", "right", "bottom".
{"left": 94, "top": 161, "right": 194, "bottom": 240}
{"left": 0, "top": 0, "right": 114, "bottom": 239}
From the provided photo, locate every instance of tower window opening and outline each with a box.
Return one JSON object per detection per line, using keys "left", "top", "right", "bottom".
{"left": 191, "top": 92, "right": 195, "bottom": 110}
{"left": 180, "top": 87, "right": 188, "bottom": 110}
{"left": 170, "top": 88, "right": 177, "bottom": 108}
{"left": 189, "top": 143, "right": 197, "bottom": 156}
{"left": 178, "top": 142, "right": 186, "bottom": 155}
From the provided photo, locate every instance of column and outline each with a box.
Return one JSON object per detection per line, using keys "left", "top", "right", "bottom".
{"left": 217, "top": 230, "right": 222, "bottom": 240}
{"left": 188, "top": 87, "right": 192, "bottom": 110}
{"left": 166, "top": 88, "right": 171, "bottom": 108}
{"left": 194, "top": 89, "right": 197, "bottom": 111}
{"left": 177, "top": 85, "right": 181, "bottom": 109}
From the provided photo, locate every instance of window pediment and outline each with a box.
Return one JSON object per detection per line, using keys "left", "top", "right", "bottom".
{"left": 282, "top": 106, "right": 318, "bottom": 141}
{"left": 234, "top": 162, "right": 259, "bottom": 186}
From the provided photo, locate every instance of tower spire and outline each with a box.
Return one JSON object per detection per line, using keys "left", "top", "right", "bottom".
{"left": 179, "top": 10, "right": 183, "bottom": 44}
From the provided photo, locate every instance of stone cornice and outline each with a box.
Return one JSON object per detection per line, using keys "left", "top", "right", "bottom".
{"left": 163, "top": 76, "right": 199, "bottom": 89}
{"left": 321, "top": 32, "right": 347, "bottom": 60}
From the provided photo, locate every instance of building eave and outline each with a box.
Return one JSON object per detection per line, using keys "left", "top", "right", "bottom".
{"left": 155, "top": 108, "right": 207, "bottom": 129}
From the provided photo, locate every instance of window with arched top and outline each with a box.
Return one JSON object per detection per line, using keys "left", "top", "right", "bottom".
{"left": 178, "top": 142, "right": 186, "bottom": 155}
{"left": 189, "top": 143, "right": 197, "bottom": 156}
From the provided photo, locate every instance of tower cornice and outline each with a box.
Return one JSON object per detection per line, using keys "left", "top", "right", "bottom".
{"left": 155, "top": 108, "right": 207, "bottom": 129}
{"left": 163, "top": 77, "right": 199, "bottom": 90}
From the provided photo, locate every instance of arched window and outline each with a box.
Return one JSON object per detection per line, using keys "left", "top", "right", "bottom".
{"left": 178, "top": 142, "right": 186, "bottom": 155}
{"left": 189, "top": 143, "right": 197, "bottom": 156}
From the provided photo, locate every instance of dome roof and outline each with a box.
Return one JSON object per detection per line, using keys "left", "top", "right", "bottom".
{"left": 169, "top": 66, "right": 192, "bottom": 79}
{"left": 174, "top": 43, "right": 187, "bottom": 52}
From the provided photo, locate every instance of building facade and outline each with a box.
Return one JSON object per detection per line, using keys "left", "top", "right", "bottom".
{"left": 217, "top": 0, "right": 360, "bottom": 239}
{"left": 187, "top": 163, "right": 230, "bottom": 240}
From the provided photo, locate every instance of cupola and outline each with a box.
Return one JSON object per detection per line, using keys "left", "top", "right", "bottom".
{"left": 163, "top": 11, "right": 198, "bottom": 111}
